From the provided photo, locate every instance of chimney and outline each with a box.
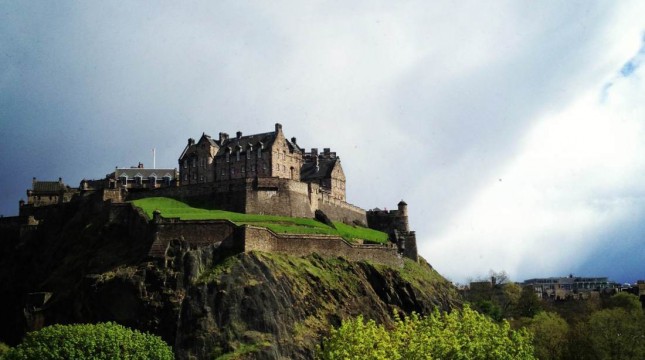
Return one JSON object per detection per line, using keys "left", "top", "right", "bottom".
{"left": 323, "top": 148, "right": 330, "bottom": 157}
{"left": 138, "top": 162, "right": 144, "bottom": 169}
{"left": 311, "top": 148, "right": 318, "bottom": 157}
{"left": 291, "top": 137, "right": 297, "bottom": 144}
{"left": 58, "top": 177, "right": 62, "bottom": 184}
{"left": 275, "top": 123, "right": 282, "bottom": 132}
{"left": 32, "top": 177, "right": 36, "bottom": 186}
{"left": 236, "top": 131, "right": 242, "bottom": 139}
{"left": 188, "top": 138, "right": 195, "bottom": 146}
{"left": 219, "top": 132, "right": 229, "bottom": 143}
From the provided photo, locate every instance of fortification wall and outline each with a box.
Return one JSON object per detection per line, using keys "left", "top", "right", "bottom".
{"left": 242, "top": 226, "right": 402, "bottom": 268}
{"left": 246, "top": 177, "right": 314, "bottom": 218}
{"left": 126, "top": 183, "right": 215, "bottom": 202}
{"left": 124, "top": 177, "right": 367, "bottom": 224}
{"left": 149, "top": 216, "right": 240, "bottom": 258}
{"left": 318, "top": 192, "right": 367, "bottom": 225}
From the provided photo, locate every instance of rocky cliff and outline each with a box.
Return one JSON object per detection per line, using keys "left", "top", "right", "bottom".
{"left": 0, "top": 195, "right": 460, "bottom": 359}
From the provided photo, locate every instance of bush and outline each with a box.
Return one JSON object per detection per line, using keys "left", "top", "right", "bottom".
{"left": 318, "top": 306, "right": 535, "bottom": 360}
{"left": 3, "top": 322, "right": 173, "bottom": 360}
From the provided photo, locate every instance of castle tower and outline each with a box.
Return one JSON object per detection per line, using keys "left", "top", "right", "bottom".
{"left": 398, "top": 200, "right": 409, "bottom": 232}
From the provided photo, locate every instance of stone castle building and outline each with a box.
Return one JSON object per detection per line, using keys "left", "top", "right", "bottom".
{"left": 178, "top": 123, "right": 346, "bottom": 201}
{"left": 10, "top": 123, "right": 419, "bottom": 262}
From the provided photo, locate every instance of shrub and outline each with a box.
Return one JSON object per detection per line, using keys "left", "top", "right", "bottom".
{"left": 3, "top": 322, "right": 173, "bottom": 360}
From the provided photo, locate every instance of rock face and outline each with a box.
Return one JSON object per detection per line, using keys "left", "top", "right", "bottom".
{"left": 0, "top": 196, "right": 460, "bottom": 359}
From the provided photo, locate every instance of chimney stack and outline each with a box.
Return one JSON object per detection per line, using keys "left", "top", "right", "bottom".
{"left": 311, "top": 148, "right": 318, "bottom": 157}
{"left": 275, "top": 123, "right": 282, "bottom": 132}
{"left": 236, "top": 131, "right": 242, "bottom": 139}
{"left": 291, "top": 137, "right": 297, "bottom": 144}
{"left": 219, "top": 132, "right": 229, "bottom": 143}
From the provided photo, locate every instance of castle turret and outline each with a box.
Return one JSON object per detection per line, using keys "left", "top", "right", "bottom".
{"left": 398, "top": 200, "right": 409, "bottom": 232}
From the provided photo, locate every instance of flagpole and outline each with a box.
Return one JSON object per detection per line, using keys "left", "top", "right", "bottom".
{"left": 153, "top": 148, "right": 156, "bottom": 169}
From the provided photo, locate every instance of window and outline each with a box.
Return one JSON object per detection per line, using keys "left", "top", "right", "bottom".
{"left": 251, "top": 164, "right": 256, "bottom": 172}
{"left": 236, "top": 151, "right": 240, "bottom": 161}
{"left": 241, "top": 167, "right": 245, "bottom": 174}
{"left": 200, "top": 175, "right": 204, "bottom": 182}
{"left": 135, "top": 176, "right": 142, "bottom": 185}
{"left": 192, "top": 158, "right": 196, "bottom": 167}
{"left": 184, "top": 174, "right": 188, "bottom": 181}
{"left": 226, "top": 152, "right": 230, "bottom": 162}
{"left": 120, "top": 176, "right": 127, "bottom": 185}
{"left": 183, "top": 161, "right": 188, "bottom": 169}
{"left": 246, "top": 151, "right": 251, "bottom": 160}
{"left": 221, "top": 169, "right": 225, "bottom": 176}
{"left": 257, "top": 148, "right": 262, "bottom": 158}
{"left": 164, "top": 176, "right": 171, "bottom": 186}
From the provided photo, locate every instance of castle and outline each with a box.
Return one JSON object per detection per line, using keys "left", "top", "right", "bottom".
{"left": 9, "top": 124, "right": 418, "bottom": 264}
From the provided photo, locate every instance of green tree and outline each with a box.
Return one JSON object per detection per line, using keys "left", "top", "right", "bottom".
{"left": 528, "top": 311, "right": 569, "bottom": 360}
{"left": 587, "top": 307, "right": 645, "bottom": 360}
{"left": 518, "top": 286, "right": 542, "bottom": 318}
{"left": 319, "top": 306, "right": 535, "bottom": 360}
{"left": 605, "top": 292, "right": 642, "bottom": 314}
{"left": 317, "top": 315, "right": 398, "bottom": 360}
{"left": 3, "top": 322, "right": 173, "bottom": 360}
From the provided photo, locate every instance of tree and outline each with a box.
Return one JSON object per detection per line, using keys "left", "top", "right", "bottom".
{"left": 3, "top": 322, "right": 173, "bottom": 360}
{"left": 318, "top": 306, "right": 535, "bottom": 360}
{"left": 317, "top": 315, "right": 398, "bottom": 360}
{"left": 517, "top": 286, "right": 542, "bottom": 318}
{"left": 528, "top": 312, "right": 569, "bottom": 360}
{"left": 605, "top": 292, "right": 642, "bottom": 314}
{"left": 587, "top": 307, "right": 645, "bottom": 360}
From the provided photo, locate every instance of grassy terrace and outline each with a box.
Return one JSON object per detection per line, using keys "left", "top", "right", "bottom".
{"left": 131, "top": 197, "right": 389, "bottom": 244}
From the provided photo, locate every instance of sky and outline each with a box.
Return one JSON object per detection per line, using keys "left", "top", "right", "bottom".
{"left": 1, "top": 1, "right": 644, "bottom": 284}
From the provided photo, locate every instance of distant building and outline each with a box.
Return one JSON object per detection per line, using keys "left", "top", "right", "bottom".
{"left": 25, "top": 177, "right": 75, "bottom": 207}
{"left": 106, "top": 163, "right": 178, "bottom": 190}
{"left": 523, "top": 275, "right": 619, "bottom": 300}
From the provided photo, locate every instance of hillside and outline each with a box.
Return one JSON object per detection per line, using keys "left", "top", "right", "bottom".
{"left": 0, "top": 194, "right": 460, "bottom": 359}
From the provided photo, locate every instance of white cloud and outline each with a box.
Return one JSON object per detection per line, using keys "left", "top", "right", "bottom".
{"left": 422, "top": 45, "right": 645, "bottom": 282}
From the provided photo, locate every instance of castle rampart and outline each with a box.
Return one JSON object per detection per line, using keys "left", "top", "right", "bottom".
{"left": 143, "top": 205, "right": 402, "bottom": 267}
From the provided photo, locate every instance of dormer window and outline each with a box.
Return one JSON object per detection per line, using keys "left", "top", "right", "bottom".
{"left": 135, "top": 175, "right": 143, "bottom": 185}
{"left": 120, "top": 175, "right": 127, "bottom": 186}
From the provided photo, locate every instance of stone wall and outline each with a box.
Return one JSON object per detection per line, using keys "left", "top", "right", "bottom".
{"left": 242, "top": 226, "right": 402, "bottom": 268}
{"left": 149, "top": 215, "right": 240, "bottom": 258}
{"left": 124, "top": 177, "right": 368, "bottom": 225}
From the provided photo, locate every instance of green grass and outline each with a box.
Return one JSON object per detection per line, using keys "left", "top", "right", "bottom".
{"left": 131, "top": 197, "right": 388, "bottom": 244}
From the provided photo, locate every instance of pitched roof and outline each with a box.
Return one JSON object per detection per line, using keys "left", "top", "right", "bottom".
{"left": 32, "top": 181, "right": 66, "bottom": 194}
{"left": 301, "top": 157, "right": 339, "bottom": 181}
{"left": 215, "top": 131, "right": 277, "bottom": 156}
{"left": 113, "top": 169, "right": 177, "bottom": 179}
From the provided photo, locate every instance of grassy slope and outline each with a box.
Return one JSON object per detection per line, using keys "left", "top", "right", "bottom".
{"left": 131, "top": 197, "right": 388, "bottom": 244}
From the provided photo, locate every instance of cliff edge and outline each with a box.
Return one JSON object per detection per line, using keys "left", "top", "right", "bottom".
{"left": 0, "top": 195, "right": 460, "bottom": 359}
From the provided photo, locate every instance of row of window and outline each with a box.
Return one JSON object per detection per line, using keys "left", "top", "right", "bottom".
{"left": 119, "top": 176, "right": 172, "bottom": 186}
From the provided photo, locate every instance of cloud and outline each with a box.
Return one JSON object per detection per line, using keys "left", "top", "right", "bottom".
{"left": 1, "top": 1, "right": 644, "bottom": 284}
{"left": 422, "top": 41, "right": 645, "bottom": 283}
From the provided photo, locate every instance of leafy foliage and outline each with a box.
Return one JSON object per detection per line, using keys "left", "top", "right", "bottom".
{"left": 3, "top": 322, "right": 173, "bottom": 360}
{"left": 132, "top": 197, "right": 388, "bottom": 243}
{"left": 586, "top": 307, "right": 645, "bottom": 360}
{"left": 528, "top": 312, "right": 569, "bottom": 360}
{"left": 318, "top": 306, "right": 535, "bottom": 360}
